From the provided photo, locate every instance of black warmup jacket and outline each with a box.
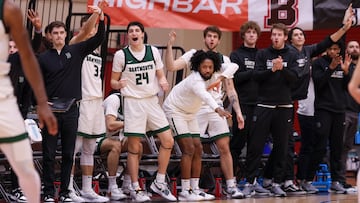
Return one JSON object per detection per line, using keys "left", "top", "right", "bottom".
{"left": 39, "top": 20, "right": 105, "bottom": 101}
{"left": 254, "top": 45, "right": 300, "bottom": 105}
{"left": 290, "top": 36, "right": 336, "bottom": 100}
{"left": 230, "top": 45, "right": 258, "bottom": 105}
{"left": 312, "top": 55, "right": 349, "bottom": 113}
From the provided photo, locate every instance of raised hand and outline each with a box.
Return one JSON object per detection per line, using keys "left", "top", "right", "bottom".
{"left": 27, "top": 9, "right": 42, "bottom": 31}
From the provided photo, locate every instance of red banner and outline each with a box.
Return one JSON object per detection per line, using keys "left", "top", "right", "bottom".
{"left": 88, "top": 0, "right": 248, "bottom": 31}
{"left": 88, "top": 0, "right": 358, "bottom": 31}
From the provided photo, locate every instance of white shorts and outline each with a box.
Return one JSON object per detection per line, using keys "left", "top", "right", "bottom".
{"left": 167, "top": 113, "right": 200, "bottom": 140}
{"left": 124, "top": 96, "right": 169, "bottom": 137}
{"left": 78, "top": 98, "right": 106, "bottom": 138}
{"left": 197, "top": 107, "right": 231, "bottom": 140}
{"left": 0, "top": 95, "right": 28, "bottom": 143}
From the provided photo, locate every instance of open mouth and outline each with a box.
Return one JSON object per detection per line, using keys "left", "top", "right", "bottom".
{"left": 132, "top": 37, "right": 139, "bottom": 42}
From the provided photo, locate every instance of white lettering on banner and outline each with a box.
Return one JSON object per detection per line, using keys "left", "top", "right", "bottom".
{"left": 93, "top": 0, "right": 243, "bottom": 14}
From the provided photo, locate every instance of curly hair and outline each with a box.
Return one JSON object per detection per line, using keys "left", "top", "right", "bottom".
{"left": 190, "top": 50, "right": 221, "bottom": 72}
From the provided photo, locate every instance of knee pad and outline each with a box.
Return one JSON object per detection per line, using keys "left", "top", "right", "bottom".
{"left": 80, "top": 138, "right": 96, "bottom": 166}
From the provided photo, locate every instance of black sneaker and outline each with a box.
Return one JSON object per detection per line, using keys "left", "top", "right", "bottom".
{"left": 282, "top": 183, "right": 307, "bottom": 195}
{"left": 10, "top": 188, "right": 27, "bottom": 202}
{"left": 43, "top": 194, "right": 55, "bottom": 202}
{"left": 59, "top": 193, "right": 73, "bottom": 202}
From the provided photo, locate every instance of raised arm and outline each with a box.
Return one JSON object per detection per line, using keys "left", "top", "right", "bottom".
{"left": 69, "top": 5, "right": 104, "bottom": 45}
{"left": 165, "top": 30, "right": 187, "bottom": 71}
{"left": 4, "top": 0, "right": 57, "bottom": 135}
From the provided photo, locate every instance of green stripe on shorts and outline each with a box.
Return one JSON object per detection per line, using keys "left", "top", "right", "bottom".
{"left": 0, "top": 133, "right": 28, "bottom": 143}
{"left": 78, "top": 132, "right": 106, "bottom": 139}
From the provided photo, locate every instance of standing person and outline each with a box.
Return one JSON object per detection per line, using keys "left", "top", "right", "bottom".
{"left": 341, "top": 40, "right": 360, "bottom": 189}
{"left": 339, "top": 40, "right": 360, "bottom": 191}
{"left": 285, "top": 7, "right": 353, "bottom": 194}
{"left": 163, "top": 50, "right": 233, "bottom": 201}
{"left": 111, "top": 21, "right": 176, "bottom": 202}
{"left": 242, "top": 23, "right": 300, "bottom": 197}
{"left": 7, "top": 40, "right": 32, "bottom": 203}
{"left": 312, "top": 42, "right": 350, "bottom": 194}
{"left": 348, "top": 60, "right": 360, "bottom": 203}
{"left": 66, "top": 3, "right": 110, "bottom": 202}
{"left": 39, "top": 12, "right": 105, "bottom": 202}
{"left": 229, "top": 21, "right": 260, "bottom": 182}
{"left": 0, "top": 1, "right": 57, "bottom": 203}
{"left": 102, "top": 90, "right": 139, "bottom": 200}
{"left": 166, "top": 26, "right": 244, "bottom": 200}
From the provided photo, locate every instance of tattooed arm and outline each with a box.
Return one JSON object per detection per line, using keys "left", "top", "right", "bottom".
{"left": 224, "top": 78, "right": 244, "bottom": 129}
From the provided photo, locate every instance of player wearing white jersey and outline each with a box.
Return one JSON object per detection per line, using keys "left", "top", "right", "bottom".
{"left": 163, "top": 50, "right": 233, "bottom": 201}
{"left": 0, "top": 1, "right": 57, "bottom": 203}
{"left": 166, "top": 26, "right": 244, "bottom": 199}
{"left": 111, "top": 21, "right": 176, "bottom": 202}
{"left": 66, "top": 3, "right": 109, "bottom": 202}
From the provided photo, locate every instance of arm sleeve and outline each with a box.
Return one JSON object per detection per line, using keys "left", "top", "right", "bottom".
{"left": 312, "top": 58, "right": 335, "bottom": 90}
{"left": 220, "top": 62, "right": 239, "bottom": 79}
{"left": 230, "top": 51, "right": 253, "bottom": 85}
{"left": 191, "top": 80, "right": 219, "bottom": 110}
{"left": 78, "top": 20, "right": 105, "bottom": 58}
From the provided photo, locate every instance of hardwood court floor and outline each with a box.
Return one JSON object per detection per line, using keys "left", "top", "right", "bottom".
{"left": 0, "top": 193, "right": 357, "bottom": 203}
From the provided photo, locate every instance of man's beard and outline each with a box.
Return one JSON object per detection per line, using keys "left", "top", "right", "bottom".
{"left": 351, "top": 53, "right": 359, "bottom": 60}
{"left": 200, "top": 72, "right": 212, "bottom": 80}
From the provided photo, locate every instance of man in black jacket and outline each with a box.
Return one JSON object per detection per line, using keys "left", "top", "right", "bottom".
{"left": 312, "top": 42, "right": 350, "bottom": 194}
{"left": 39, "top": 15, "right": 105, "bottom": 202}
{"left": 242, "top": 23, "right": 300, "bottom": 197}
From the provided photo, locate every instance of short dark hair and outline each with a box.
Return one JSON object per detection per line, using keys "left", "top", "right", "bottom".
{"left": 240, "top": 21, "right": 261, "bottom": 40}
{"left": 44, "top": 24, "right": 50, "bottom": 34}
{"left": 288, "top": 27, "right": 306, "bottom": 43}
{"left": 203, "top": 25, "right": 222, "bottom": 39}
{"left": 48, "top": 21, "right": 66, "bottom": 33}
{"left": 127, "top": 21, "right": 145, "bottom": 33}
{"left": 271, "top": 23, "right": 288, "bottom": 36}
{"left": 190, "top": 50, "right": 221, "bottom": 72}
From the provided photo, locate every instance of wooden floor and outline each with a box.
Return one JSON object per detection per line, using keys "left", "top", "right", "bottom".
{"left": 0, "top": 192, "right": 357, "bottom": 203}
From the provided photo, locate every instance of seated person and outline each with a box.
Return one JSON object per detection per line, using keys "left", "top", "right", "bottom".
{"left": 101, "top": 91, "right": 143, "bottom": 199}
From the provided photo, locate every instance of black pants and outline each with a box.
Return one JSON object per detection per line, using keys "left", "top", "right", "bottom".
{"left": 312, "top": 109, "right": 345, "bottom": 182}
{"left": 296, "top": 114, "right": 317, "bottom": 181}
{"left": 339, "top": 111, "right": 358, "bottom": 184}
{"left": 246, "top": 106, "right": 292, "bottom": 184}
{"left": 230, "top": 104, "right": 255, "bottom": 178}
{"left": 42, "top": 105, "right": 79, "bottom": 197}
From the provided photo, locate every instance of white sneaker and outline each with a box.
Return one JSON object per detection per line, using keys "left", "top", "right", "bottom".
{"left": 224, "top": 186, "right": 244, "bottom": 199}
{"left": 130, "top": 187, "right": 151, "bottom": 202}
{"left": 150, "top": 180, "right": 177, "bottom": 201}
{"left": 80, "top": 189, "right": 109, "bottom": 202}
{"left": 68, "top": 190, "right": 85, "bottom": 202}
{"left": 193, "top": 188, "right": 215, "bottom": 200}
{"left": 108, "top": 185, "right": 127, "bottom": 200}
{"left": 122, "top": 184, "right": 131, "bottom": 195}
{"left": 178, "top": 189, "right": 204, "bottom": 201}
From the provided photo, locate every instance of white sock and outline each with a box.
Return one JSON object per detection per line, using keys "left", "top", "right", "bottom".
{"left": 132, "top": 182, "right": 140, "bottom": 190}
{"left": 68, "top": 175, "right": 74, "bottom": 191}
{"left": 82, "top": 175, "right": 93, "bottom": 192}
{"left": 156, "top": 173, "right": 166, "bottom": 183}
{"left": 190, "top": 178, "right": 200, "bottom": 190}
{"left": 108, "top": 176, "right": 117, "bottom": 189}
{"left": 123, "top": 174, "right": 131, "bottom": 188}
{"left": 226, "top": 177, "right": 236, "bottom": 188}
{"left": 181, "top": 179, "right": 191, "bottom": 191}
